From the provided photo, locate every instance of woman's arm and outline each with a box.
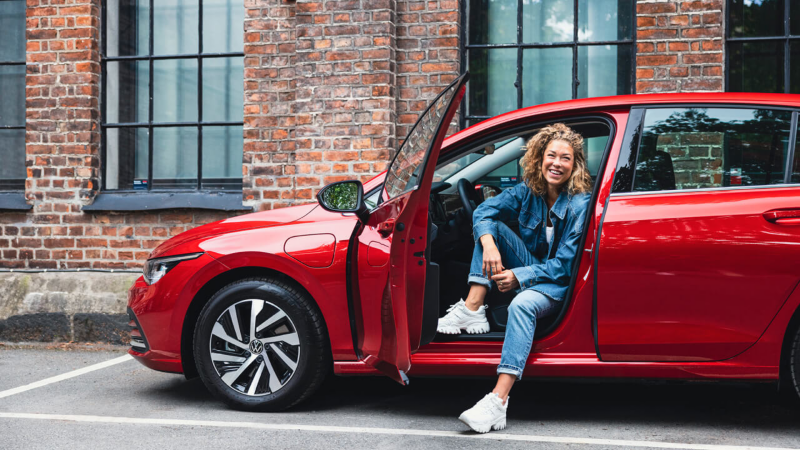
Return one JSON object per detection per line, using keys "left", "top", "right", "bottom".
{"left": 509, "top": 194, "right": 590, "bottom": 290}
{"left": 509, "top": 222, "right": 582, "bottom": 289}
{"left": 472, "top": 183, "right": 526, "bottom": 243}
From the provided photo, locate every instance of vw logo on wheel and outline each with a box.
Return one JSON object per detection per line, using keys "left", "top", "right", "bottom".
{"left": 249, "top": 339, "right": 264, "bottom": 354}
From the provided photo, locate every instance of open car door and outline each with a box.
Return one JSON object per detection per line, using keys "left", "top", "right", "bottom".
{"left": 353, "top": 74, "right": 467, "bottom": 384}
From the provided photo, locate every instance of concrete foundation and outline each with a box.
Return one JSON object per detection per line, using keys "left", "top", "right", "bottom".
{"left": 0, "top": 273, "right": 139, "bottom": 344}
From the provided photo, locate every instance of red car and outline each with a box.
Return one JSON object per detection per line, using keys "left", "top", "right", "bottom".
{"left": 127, "top": 74, "right": 800, "bottom": 411}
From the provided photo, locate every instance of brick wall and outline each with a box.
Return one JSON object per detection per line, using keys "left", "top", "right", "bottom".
{"left": 657, "top": 133, "right": 724, "bottom": 188}
{"left": 241, "top": 0, "right": 460, "bottom": 212}
{"left": 396, "top": 0, "right": 460, "bottom": 138}
{"left": 5, "top": 0, "right": 739, "bottom": 270}
{"left": 0, "top": 0, "right": 233, "bottom": 270}
{"left": 635, "top": 0, "right": 724, "bottom": 93}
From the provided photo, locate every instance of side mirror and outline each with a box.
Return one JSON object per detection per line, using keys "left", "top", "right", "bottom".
{"left": 316, "top": 180, "right": 369, "bottom": 222}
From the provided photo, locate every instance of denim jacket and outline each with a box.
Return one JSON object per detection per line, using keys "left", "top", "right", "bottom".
{"left": 472, "top": 183, "right": 591, "bottom": 301}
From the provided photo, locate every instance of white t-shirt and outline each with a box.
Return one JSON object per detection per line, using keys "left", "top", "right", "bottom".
{"left": 546, "top": 226, "right": 554, "bottom": 245}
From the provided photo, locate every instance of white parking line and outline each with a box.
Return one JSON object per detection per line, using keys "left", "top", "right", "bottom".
{"left": 0, "top": 412, "right": 795, "bottom": 450}
{"left": 0, "top": 354, "right": 133, "bottom": 399}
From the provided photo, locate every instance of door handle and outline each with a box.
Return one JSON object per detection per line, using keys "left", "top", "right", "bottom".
{"left": 378, "top": 219, "right": 395, "bottom": 237}
{"left": 763, "top": 209, "right": 800, "bottom": 225}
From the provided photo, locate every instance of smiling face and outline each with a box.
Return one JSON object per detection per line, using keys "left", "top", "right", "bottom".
{"left": 541, "top": 139, "right": 574, "bottom": 190}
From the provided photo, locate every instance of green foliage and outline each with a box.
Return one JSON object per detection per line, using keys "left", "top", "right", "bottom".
{"left": 322, "top": 182, "right": 358, "bottom": 210}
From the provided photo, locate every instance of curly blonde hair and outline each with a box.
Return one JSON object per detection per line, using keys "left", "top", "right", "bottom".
{"left": 520, "top": 123, "right": 592, "bottom": 196}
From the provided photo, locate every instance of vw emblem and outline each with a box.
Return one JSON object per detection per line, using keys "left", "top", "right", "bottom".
{"left": 249, "top": 339, "right": 264, "bottom": 354}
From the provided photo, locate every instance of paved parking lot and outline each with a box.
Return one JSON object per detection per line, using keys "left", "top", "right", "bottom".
{"left": 1, "top": 344, "right": 800, "bottom": 450}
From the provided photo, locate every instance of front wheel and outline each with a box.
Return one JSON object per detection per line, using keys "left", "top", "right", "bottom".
{"left": 193, "top": 277, "right": 329, "bottom": 411}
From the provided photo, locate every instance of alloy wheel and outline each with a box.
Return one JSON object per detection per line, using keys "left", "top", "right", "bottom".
{"left": 208, "top": 299, "right": 300, "bottom": 396}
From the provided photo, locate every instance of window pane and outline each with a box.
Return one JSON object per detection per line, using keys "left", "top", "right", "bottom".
{"left": 0, "top": 0, "right": 25, "bottom": 61}
{"left": 384, "top": 82, "right": 458, "bottom": 200}
{"left": 792, "top": 119, "right": 800, "bottom": 183}
{"left": 636, "top": 108, "right": 792, "bottom": 191}
{"left": 202, "top": 57, "right": 243, "bottom": 122}
{"left": 153, "top": 59, "right": 198, "bottom": 122}
{"left": 522, "top": 47, "right": 572, "bottom": 106}
{"left": 202, "top": 126, "right": 243, "bottom": 189}
{"left": 476, "top": 159, "right": 520, "bottom": 189}
{"left": 105, "top": 61, "right": 149, "bottom": 124}
{"left": 585, "top": 135, "right": 608, "bottom": 177}
{"left": 522, "top": 0, "right": 574, "bottom": 43}
{"left": 792, "top": 0, "right": 800, "bottom": 34}
{"left": 468, "top": 48, "right": 516, "bottom": 117}
{"left": 106, "top": 0, "right": 149, "bottom": 57}
{"left": 203, "top": 0, "right": 244, "bottom": 53}
{"left": 578, "top": 0, "right": 632, "bottom": 41}
{"left": 0, "top": 65, "right": 25, "bottom": 127}
{"left": 728, "top": 41, "right": 784, "bottom": 93}
{"left": 0, "top": 129, "right": 25, "bottom": 189}
{"left": 468, "top": 0, "right": 517, "bottom": 45}
{"left": 152, "top": 127, "right": 198, "bottom": 188}
{"left": 790, "top": 42, "right": 800, "bottom": 93}
{"left": 577, "top": 44, "right": 632, "bottom": 98}
{"left": 729, "top": 0, "right": 784, "bottom": 38}
{"left": 153, "top": 0, "right": 199, "bottom": 55}
{"left": 105, "top": 127, "right": 149, "bottom": 190}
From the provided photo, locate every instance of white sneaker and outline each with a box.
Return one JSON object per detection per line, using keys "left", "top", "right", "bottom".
{"left": 436, "top": 299, "right": 490, "bottom": 334}
{"left": 458, "top": 392, "right": 508, "bottom": 433}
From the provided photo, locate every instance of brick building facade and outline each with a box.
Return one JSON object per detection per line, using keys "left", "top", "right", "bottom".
{"left": 0, "top": 0, "right": 728, "bottom": 273}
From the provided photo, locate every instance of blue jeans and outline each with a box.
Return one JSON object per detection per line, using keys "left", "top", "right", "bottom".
{"left": 469, "top": 222, "right": 559, "bottom": 380}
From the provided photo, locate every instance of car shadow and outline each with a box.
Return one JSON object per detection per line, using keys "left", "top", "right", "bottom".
{"left": 147, "top": 371, "right": 800, "bottom": 434}
{"left": 298, "top": 375, "right": 800, "bottom": 433}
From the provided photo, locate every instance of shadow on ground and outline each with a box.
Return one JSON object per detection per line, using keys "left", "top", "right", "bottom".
{"left": 149, "top": 371, "right": 800, "bottom": 435}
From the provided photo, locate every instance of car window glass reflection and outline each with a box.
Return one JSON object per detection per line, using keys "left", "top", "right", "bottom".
{"left": 635, "top": 108, "right": 792, "bottom": 191}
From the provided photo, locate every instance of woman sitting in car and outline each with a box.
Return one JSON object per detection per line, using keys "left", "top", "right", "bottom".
{"left": 436, "top": 123, "right": 592, "bottom": 433}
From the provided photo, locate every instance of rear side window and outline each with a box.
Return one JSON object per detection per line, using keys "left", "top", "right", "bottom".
{"left": 635, "top": 107, "right": 792, "bottom": 191}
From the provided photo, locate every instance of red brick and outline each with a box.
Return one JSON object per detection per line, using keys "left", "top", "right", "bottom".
{"left": 637, "top": 55, "right": 679, "bottom": 66}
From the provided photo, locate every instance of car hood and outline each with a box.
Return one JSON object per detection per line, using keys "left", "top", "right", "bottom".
{"left": 149, "top": 203, "right": 319, "bottom": 259}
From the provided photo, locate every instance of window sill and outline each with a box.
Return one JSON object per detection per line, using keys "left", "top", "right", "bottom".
{"left": 82, "top": 191, "right": 253, "bottom": 212}
{"left": 0, "top": 192, "right": 32, "bottom": 211}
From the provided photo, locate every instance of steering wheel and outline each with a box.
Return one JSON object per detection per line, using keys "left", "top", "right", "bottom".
{"left": 457, "top": 178, "right": 481, "bottom": 219}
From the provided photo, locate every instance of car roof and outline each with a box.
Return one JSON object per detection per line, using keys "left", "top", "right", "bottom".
{"left": 443, "top": 92, "right": 800, "bottom": 148}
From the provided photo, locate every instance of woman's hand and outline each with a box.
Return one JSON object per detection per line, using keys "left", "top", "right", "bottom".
{"left": 491, "top": 270, "right": 520, "bottom": 293}
{"left": 480, "top": 235, "right": 504, "bottom": 277}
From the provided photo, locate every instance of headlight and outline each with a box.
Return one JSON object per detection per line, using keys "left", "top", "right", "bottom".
{"left": 143, "top": 252, "right": 204, "bottom": 285}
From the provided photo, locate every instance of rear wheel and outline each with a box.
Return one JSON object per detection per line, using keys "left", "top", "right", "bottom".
{"left": 193, "top": 277, "right": 329, "bottom": 411}
{"left": 786, "top": 325, "right": 800, "bottom": 405}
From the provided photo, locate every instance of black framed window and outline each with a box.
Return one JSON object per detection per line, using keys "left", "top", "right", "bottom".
{"left": 462, "top": 0, "right": 635, "bottom": 127}
{"left": 0, "top": 0, "right": 26, "bottom": 191}
{"left": 102, "top": 0, "right": 244, "bottom": 191}
{"left": 727, "top": 0, "right": 800, "bottom": 93}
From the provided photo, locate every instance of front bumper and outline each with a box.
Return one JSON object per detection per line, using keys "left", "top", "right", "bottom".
{"left": 127, "top": 253, "right": 227, "bottom": 374}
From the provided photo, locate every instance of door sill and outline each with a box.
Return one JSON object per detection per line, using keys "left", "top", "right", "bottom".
{"left": 432, "top": 331, "right": 506, "bottom": 342}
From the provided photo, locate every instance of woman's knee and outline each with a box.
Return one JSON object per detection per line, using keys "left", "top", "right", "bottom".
{"left": 507, "top": 296, "right": 532, "bottom": 319}
{"left": 509, "top": 291, "right": 551, "bottom": 318}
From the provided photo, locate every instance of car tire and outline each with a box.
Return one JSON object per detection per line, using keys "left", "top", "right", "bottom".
{"left": 193, "top": 277, "right": 329, "bottom": 411}
{"left": 786, "top": 324, "right": 800, "bottom": 406}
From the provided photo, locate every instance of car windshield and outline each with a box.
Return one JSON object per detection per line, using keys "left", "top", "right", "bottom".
{"left": 383, "top": 80, "right": 460, "bottom": 200}
{"left": 433, "top": 137, "right": 519, "bottom": 183}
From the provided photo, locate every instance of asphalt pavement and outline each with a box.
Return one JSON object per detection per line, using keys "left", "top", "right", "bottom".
{"left": 1, "top": 344, "right": 799, "bottom": 450}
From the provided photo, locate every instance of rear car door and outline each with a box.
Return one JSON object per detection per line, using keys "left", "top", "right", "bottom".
{"left": 597, "top": 105, "right": 800, "bottom": 361}
{"left": 353, "top": 74, "right": 467, "bottom": 383}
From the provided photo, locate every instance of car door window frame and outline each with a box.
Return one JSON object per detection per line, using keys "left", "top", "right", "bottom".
{"left": 612, "top": 104, "right": 800, "bottom": 196}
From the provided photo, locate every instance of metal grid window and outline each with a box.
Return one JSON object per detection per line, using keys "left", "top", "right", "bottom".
{"left": 101, "top": 0, "right": 245, "bottom": 191}
{"left": 726, "top": 0, "right": 800, "bottom": 93}
{"left": 0, "top": 0, "right": 26, "bottom": 191}
{"left": 461, "top": 0, "right": 635, "bottom": 128}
